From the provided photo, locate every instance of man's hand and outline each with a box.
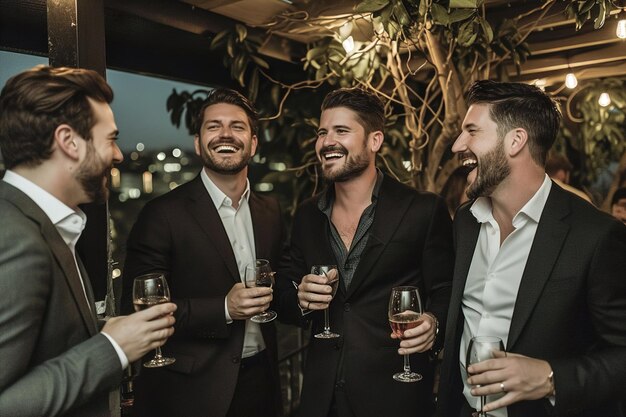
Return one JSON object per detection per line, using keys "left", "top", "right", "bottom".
{"left": 297, "top": 269, "right": 338, "bottom": 311}
{"left": 227, "top": 283, "right": 273, "bottom": 320}
{"left": 102, "top": 302, "right": 177, "bottom": 363}
{"left": 390, "top": 312, "right": 437, "bottom": 355}
{"left": 466, "top": 352, "right": 554, "bottom": 413}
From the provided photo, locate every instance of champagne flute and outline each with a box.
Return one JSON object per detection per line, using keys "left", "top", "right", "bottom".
{"left": 388, "top": 286, "right": 423, "bottom": 382}
{"left": 132, "top": 273, "right": 176, "bottom": 368}
{"left": 466, "top": 336, "right": 506, "bottom": 417}
{"left": 312, "top": 265, "right": 340, "bottom": 339}
{"left": 244, "top": 259, "right": 277, "bottom": 323}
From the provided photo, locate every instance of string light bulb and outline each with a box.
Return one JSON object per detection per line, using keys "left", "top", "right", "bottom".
{"left": 598, "top": 92, "right": 611, "bottom": 107}
{"left": 565, "top": 72, "right": 578, "bottom": 89}
{"left": 617, "top": 18, "right": 626, "bottom": 39}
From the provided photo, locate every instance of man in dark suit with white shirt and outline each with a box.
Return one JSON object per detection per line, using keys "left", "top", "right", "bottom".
{"left": 0, "top": 65, "right": 176, "bottom": 417}
{"left": 438, "top": 80, "right": 626, "bottom": 417}
{"left": 122, "top": 88, "right": 284, "bottom": 417}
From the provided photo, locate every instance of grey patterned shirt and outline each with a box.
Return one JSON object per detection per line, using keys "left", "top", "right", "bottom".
{"left": 318, "top": 170, "right": 384, "bottom": 290}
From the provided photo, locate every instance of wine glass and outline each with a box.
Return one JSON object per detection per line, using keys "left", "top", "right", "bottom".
{"left": 132, "top": 273, "right": 176, "bottom": 368}
{"left": 388, "top": 286, "right": 423, "bottom": 382}
{"left": 312, "top": 265, "right": 340, "bottom": 339}
{"left": 244, "top": 259, "right": 277, "bottom": 323}
{"left": 466, "top": 336, "right": 506, "bottom": 417}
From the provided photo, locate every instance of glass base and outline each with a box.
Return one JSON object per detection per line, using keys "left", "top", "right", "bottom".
{"left": 392, "top": 371, "right": 422, "bottom": 383}
{"left": 143, "top": 356, "right": 176, "bottom": 368}
{"left": 251, "top": 310, "right": 277, "bottom": 323}
{"left": 314, "top": 330, "right": 340, "bottom": 339}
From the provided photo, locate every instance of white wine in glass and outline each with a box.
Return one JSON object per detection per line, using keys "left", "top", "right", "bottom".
{"left": 312, "top": 265, "right": 340, "bottom": 339}
{"left": 132, "top": 273, "right": 176, "bottom": 368}
{"left": 466, "top": 336, "right": 506, "bottom": 417}
{"left": 388, "top": 286, "right": 423, "bottom": 382}
{"left": 244, "top": 259, "right": 277, "bottom": 323}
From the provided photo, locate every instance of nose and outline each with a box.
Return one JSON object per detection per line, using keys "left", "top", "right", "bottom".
{"left": 113, "top": 143, "right": 123, "bottom": 164}
{"left": 220, "top": 126, "right": 233, "bottom": 138}
{"left": 451, "top": 132, "right": 466, "bottom": 154}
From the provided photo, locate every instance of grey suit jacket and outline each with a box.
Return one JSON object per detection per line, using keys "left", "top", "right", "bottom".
{"left": 0, "top": 181, "right": 123, "bottom": 417}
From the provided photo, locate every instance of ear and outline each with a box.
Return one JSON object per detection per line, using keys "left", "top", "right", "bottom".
{"left": 53, "top": 124, "right": 81, "bottom": 160}
{"left": 250, "top": 134, "right": 258, "bottom": 157}
{"left": 507, "top": 128, "right": 528, "bottom": 158}
{"left": 194, "top": 135, "right": 201, "bottom": 157}
{"left": 369, "top": 130, "right": 384, "bottom": 153}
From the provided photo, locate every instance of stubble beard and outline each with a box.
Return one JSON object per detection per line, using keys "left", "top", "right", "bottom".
{"left": 466, "top": 139, "right": 510, "bottom": 200}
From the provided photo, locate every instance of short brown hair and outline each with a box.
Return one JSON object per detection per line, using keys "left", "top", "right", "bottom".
{"left": 321, "top": 88, "right": 385, "bottom": 135}
{"left": 195, "top": 88, "right": 259, "bottom": 136}
{"left": 467, "top": 80, "right": 561, "bottom": 166}
{"left": 0, "top": 65, "right": 113, "bottom": 169}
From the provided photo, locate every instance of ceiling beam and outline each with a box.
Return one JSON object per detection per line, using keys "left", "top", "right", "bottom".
{"left": 526, "top": 23, "right": 622, "bottom": 56}
{"left": 511, "top": 61, "right": 626, "bottom": 87}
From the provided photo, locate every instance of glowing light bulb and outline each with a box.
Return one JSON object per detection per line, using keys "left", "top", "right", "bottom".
{"left": 616, "top": 19, "right": 626, "bottom": 39}
{"left": 598, "top": 92, "right": 611, "bottom": 107}
{"left": 342, "top": 36, "right": 355, "bottom": 54}
{"left": 565, "top": 73, "right": 578, "bottom": 89}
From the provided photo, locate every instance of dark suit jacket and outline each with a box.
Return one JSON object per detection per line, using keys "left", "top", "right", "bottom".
{"left": 438, "top": 182, "right": 626, "bottom": 417}
{"left": 0, "top": 181, "right": 123, "bottom": 417}
{"left": 277, "top": 175, "right": 454, "bottom": 417}
{"left": 122, "top": 175, "right": 285, "bottom": 417}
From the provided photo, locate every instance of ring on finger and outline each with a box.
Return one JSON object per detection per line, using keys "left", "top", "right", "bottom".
{"left": 307, "top": 301, "right": 311, "bottom": 309}
{"left": 500, "top": 382, "right": 506, "bottom": 392}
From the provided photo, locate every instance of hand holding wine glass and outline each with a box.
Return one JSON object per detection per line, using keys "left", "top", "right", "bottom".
{"left": 244, "top": 259, "right": 277, "bottom": 323}
{"left": 310, "top": 265, "right": 339, "bottom": 339}
{"left": 132, "top": 273, "right": 176, "bottom": 368}
{"left": 388, "top": 286, "right": 423, "bottom": 382}
{"left": 466, "top": 336, "right": 506, "bottom": 417}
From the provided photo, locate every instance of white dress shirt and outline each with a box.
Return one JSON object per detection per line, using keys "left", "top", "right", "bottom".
{"left": 460, "top": 175, "right": 552, "bottom": 416}
{"left": 200, "top": 169, "right": 265, "bottom": 358}
{"left": 2, "top": 170, "right": 128, "bottom": 369}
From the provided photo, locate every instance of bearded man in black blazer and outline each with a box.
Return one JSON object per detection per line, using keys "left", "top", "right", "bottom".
{"left": 438, "top": 80, "right": 626, "bottom": 417}
{"left": 277, "top": 88, "right": 454, "bottom": 417}
{"left": 122, "top": 89, "right": 284, "bottom": 417}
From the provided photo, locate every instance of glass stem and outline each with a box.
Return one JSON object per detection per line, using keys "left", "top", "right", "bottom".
{"left": 154, "top": 346, "right": 164, "bottom": 360}
{"left": 323, "top": 309, "right": 331, "bottom": 333}
{"left": 403, "top": 353, "right": 411, "bottom": 374}
{"left": 480, "top": 395, "right": 486, "bottom": 417}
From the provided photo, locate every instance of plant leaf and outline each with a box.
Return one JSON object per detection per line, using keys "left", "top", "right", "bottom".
{"left": 355, "top": 0, "right": 391, "bottom": 13}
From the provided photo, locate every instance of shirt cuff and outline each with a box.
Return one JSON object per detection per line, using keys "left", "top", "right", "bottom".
{"left": 225, "top": 296, "right": 233, "bottom": 324}
{"left": 101, "top": 331, "right": 129, "bottom": 369}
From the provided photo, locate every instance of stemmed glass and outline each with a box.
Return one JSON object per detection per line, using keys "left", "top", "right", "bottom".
{"left": 312, "top": 265, "right": 340, "bottom": 339}
{"left": 132, "top": 272, "right": 176, "bottom": 368}
{"left": 466, "top": 336, "right": 506, "bottom": 417}
{"left": 388, "top": 286, "right": 423, "bottom": 382}
{"left": 244, "top": 259, "right": 277, "bottom": 323}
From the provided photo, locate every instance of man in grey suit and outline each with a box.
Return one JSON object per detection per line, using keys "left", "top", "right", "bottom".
{"left": 0, "top": 65, "right": 177, "bottom": 417}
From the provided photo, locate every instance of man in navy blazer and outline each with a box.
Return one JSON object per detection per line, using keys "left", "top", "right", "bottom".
{"left": 438, "top": 80, "right": 626, "bottom": 417}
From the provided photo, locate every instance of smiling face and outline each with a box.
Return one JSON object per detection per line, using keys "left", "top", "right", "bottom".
{"left": 194, "top": 103, "right": 257, "bottom": 175}
{"left": 75, "top": 99, "right": 123, "bottom": 203}
{"left": 316, "top": 106, "right": 374, "bottom": 183}
{"left": 452, "top": 103, "right": 511, "bottom": 199}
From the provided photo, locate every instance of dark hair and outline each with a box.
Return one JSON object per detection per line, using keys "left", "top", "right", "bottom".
{"left": 545, "top": 153, "right": 573, "bottom": 177}
{"left": 321, "top": 87, "right": 385, "bottom": 135}
{"left": 0, "top": 65, "right": 113, "bottom": 169}
{"left": 466, "top": 80, "right": 561, "bottom": 166}
{"left": 612, "top": 187, "right": 626, "bottom": 206}
{"left": 195, "top": 88, "right": 259, "bottom": 136}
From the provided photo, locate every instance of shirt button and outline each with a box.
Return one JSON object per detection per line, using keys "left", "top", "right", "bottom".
{"left": 484, "top": 313, "right": 490, "bottom": 319}
{"left": 487, "top": 273, "right": 495, "bottom": 280}
{"left": 344, "top": 303, "right": 350, "bottom": 312}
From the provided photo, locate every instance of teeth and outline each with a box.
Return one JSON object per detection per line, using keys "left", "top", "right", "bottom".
{"left": 324, "top": 152, "right": 345, "bottom": 159}
{"left": 462, "top": 158, "right": 477, "bottom": 167}
{"left": 215, "top": 145, "right": 238, "bottom": 153}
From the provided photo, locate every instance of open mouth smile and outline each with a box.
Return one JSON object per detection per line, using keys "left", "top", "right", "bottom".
{"left": 212, "top": 144, "right": 240, "bottom": 154}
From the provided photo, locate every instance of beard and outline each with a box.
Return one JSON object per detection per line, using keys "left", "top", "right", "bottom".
{"left": 320, "top": 143, "right": 370, "bottom": 183}
{"left": 75, "top": 142, "right": 110, "bottom": 204}
{"left": 198, "top": 139, "right": 252, "bottom": 175}
{"left": 466, "top": 139, "right": 510, "bottom": 200}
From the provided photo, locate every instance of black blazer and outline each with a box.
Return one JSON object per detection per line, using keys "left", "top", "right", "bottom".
{"left": 438, "top": 182, "right": 626, "bottom": 417}
{"left": 122, "top": 175, "right": 285, "bottom": 417}
{"left": 277, "top": 175, "right": 454, "bottom": 417}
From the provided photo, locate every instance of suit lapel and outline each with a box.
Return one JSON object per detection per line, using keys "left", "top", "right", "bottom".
{"left": 345, "top": 177, "right": 411, "bottom": 300}
{"left": 250, "top": 193, "right": 272, "bottom": 261}
{"left": 185, "top": 176, "right": 240, "bottom": 283}
{"left": 1, "top": 183, "right": 98, "bottom": 335}
{"left": 507, "top": 186, "right": 570, "bottom": 349}
{"left": 447, "top": 206, "right": 481, "bottom": 344}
